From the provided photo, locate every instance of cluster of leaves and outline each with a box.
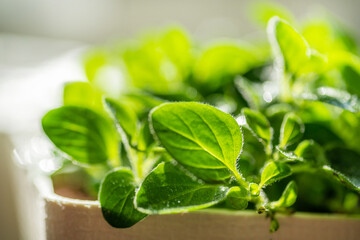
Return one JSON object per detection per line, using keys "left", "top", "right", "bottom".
{"left": 42, "top": 4, "right": 360, "bottom": 232}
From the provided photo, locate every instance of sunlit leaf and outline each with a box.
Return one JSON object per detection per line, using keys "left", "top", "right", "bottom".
{"left": 242, "top": 108, "right": 273, "bottom": 144}
{"left": 304, "top": 87, "right": 360, "bottom": 113}
{"left": 193, "top": 41, "right": 259, "bottom": 92}
{"left": 260, "top": 161, "right": 291, "bottom": 188}
{"left": 63, "top": 82, "right": 103, "bottom": 111}
{"left": 105, "top": 98, "right": 138, "bottom": 142}
{"left": 279, "top": 113, "right": 304, "bottom": 148}
{"left": 135, "top": 162, "right": 230, "bottom": 214}
{"left": 150, "top": 102, "right": 243, "bottom": 182}
{"left": 42, "top": 106, "right": 119, "bottom": 165}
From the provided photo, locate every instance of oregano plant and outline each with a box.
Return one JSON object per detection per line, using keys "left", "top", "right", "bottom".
{"left": 42, "top": 4, "right": 360, "bottom": 233}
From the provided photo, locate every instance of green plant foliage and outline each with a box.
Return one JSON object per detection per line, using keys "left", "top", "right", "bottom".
{"left": 104, "top": 98, "right": 138, "bottom": 142}
{"left": 324, "top": 148, "right": 360, "bottom": 192}
{"left": 269, "top": 218, "right": 280, "bottom": 233}
{"left": 270, "top": 181, "right": 298, "bottom": 209}
{"left": 294, "top": 140, "right": 327, "bottom": 166}
{"left": 63, "top": 82, "right": 103, "bottom": 111}
{"left": 42, "top": 106, "right": 119, "bottom": 165}
{"left": 268, "top": 17, "right": 311, "bottom": 76}
{"left": 135, "top": 162, "right": 230, "bottom": 214}
{"left": 150, "top": 102, "right": 243, "bottom": 182}
{"left": 308, "top": 87, "right": 360, "bottom": 113}
{"left": 42, "top": 3, "right": 360, "bottom": 232}
{"left": 242, "top": 108, "right": 273, "bottom": 146}
{"left": 259, "top": 161, "right": 292, "bottom": 189}
{"left": 99, "top": 168, "right": 147, "bottom": 228}
{"left": 193, "top": 42, "right": 260, "bottom": 92}
{"left": 279, "top": 113, "right": 304, "bottom": 148}
{"left": 122, "top": 27, "right": 192, "bottom": 94}
{"left": 225, "top": 186, "right": 249, "bottom": 210}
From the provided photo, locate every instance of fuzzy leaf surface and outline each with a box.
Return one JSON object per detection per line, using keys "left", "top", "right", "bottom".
{"left": 150, "top": 102, "right": 242, "bottom": 181}
{"left": 99, "top": 168, "right": 147, "bottom": 228}
{"left": 42, "top": 106, "right": 118, "bottom": 164}
{"left": 135, "top": 162, "right": 230, "bottom": 214}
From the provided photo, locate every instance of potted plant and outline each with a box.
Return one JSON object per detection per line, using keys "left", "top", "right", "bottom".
{"left": 38, "top": 5, "right": 360, "bottom": 239}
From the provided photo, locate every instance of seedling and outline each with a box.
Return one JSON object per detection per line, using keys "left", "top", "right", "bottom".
{"left": 42, "top": 6, "right": 360, "bottom": 232}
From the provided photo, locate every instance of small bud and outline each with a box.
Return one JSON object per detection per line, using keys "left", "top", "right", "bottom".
{"left": 250, "top": 183, "right": 260, "bottom": 196}
{"left": 257, "top": 206, "right": 266, "bottom": 214}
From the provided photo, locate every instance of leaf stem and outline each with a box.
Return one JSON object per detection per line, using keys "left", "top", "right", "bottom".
{"left": 234, "top": 171, "right": 250, "bottom": 190}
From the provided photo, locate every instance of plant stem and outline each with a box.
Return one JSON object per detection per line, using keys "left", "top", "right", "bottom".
{"left": 234, "top": 171, "right": 250, "bottom": 190}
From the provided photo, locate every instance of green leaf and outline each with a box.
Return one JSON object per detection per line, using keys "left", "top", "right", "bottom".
{"left": 279, "top": 113, "right": 304, "bottom": 148}
{"left": 275, "top": 146, "right": 303, "bottom": 163}
{"left": 260, "top": 161, "right": 291, "bottom": 189}
{"left": 122, "top": 27, "right": 191, "bottom": 94}
{"left": 305, "top": 87, "right": 360, "bottom": 113}
{"left": 83, "top": 49, "right": 108, "bottom": 83}
{"left": 294, "top": 140, "right": 327, "bottom": 166}
{"left": 323, "top": 147, "right": 360, "bottom": 192}
{"left": 42, "top": 106, "right": 118, "bottom": 165}
{"left": 268, "top": 17, "right": 326, "bottom": 76}
{"left": 193, "top": 42, "right": 259, "bottom": 92}
{"left": 150, "top": 102, "right": 243, "bottom": 182}
{"left": 120, "top": 91, "right": 165, "bottom": 118}
{"left": 63, "top": 82, "right": 103, "bottom": 111}
{"left": 105, "top": 98, "right": 138, "bottom": 142}
{"left": 270, "top": 181, "right": 297, "bottom": 209}
{"left": 341, "top": 64, "right": 360, "bottom": 97}
{"left": 180, "top": 165, "right": 232, "bottom": 182}
{"left": 268, "top": 17, "right": 309, "bottom": 74}
{"left": 242, "top": 108, "right": 272, "bottom": 144}
{"left": 135, "top": 162, "right": 230, "bottom": 214}
{"left": 159, "top": 26, "right": 192, "bottom": 76}
{"left": 302, "top": 18, "right": 358, "bottom": 54}
{"left": 235, "top": 77, "right": 264, "bottom": 110}
{"left": 99, "top": 168, "right": 147, "bottom": 228}
{"left": 225, "top": 186, "right": 249, "bottom": 210}
{"left": 270, "top": 218, "right": 280, "bottom": 233}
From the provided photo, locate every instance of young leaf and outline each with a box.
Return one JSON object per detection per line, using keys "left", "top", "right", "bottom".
{"left": 267, "top": 17, "right": 326, "bottom": 76}
{"left": 105, "top": 98, "right": 138, "bottom": 142}
{"left": 99, "top": 168, "right": 147, "bottom": 228}
{"left": 279, "top": 113, "right": 304, "bottom": 148}
{"left": 323, "top": 147, "right": 360, "bottom": 193}
{"left": 341, "top": 64, "right": 360, "bottom": 97}
{"left": 259, "top": 161, "right": 291, "bottom": 189}
{"left": 121, "top": 91, "right": 165, "bottom": 118}
{"left": 275, "top": 146, "right": 303, "bottom": 163}
{"left": 268, "top": 16, "right": 309, "bottom": 75}
{"left": 242, "top": 108, "right": 272, "bottom": 144}
{"left": 150, "top": 102, "right": 243, "bottom": 182}
{"left": 193, "top": 42, "right": 259, "bottom": 92}
{"left": 235, "top": 77, "right": 264, "bottom": 110}
{"left": 83, "top": 49, "right": 108, "bottom": 83}
{"left": 135, "top": 162, "right": 230, "bottom": 214}
{"left": 270, "top": 181, "right": 298, "bottom": 209}
{"left": 270, "top": 218, "right": 280, "bottom": 233}
{"left": 294, "top": 140, "right": 327, "bottom": 166}
{"left": 42, "top": 106, "right": 118, "bottom": 165}
{"left": 63, "top": 82, "right": 103, "bottom": 111}
{"left": 305, "top": 87, "right": 360, "bottom": 113}
{"left": 225, "top": 186, "right": 249, "bottom": 210}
